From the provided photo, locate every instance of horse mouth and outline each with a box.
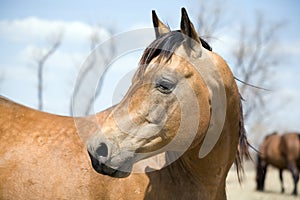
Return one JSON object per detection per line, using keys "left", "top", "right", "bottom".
{"left": 88, "top": 151, "right": 131, "bottom": 178}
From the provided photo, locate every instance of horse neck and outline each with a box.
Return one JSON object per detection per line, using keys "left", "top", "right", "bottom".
{"left": 170, "top": 147, "right": 227, "bottom": 179}
{"left": 150, "top": 147, "right": 227, "bottom": 199}
{"left": 157, "top": 116, "right": 238, "bottom": 199}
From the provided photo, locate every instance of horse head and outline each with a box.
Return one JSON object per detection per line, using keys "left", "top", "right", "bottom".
{"left": 87, "top": 8, "right": 226, "bottom": 178}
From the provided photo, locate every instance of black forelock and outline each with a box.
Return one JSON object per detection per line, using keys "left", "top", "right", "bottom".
{"left": 137, "top": 31, "right": 212, "bottom": 77}
{"left": 139, "top": 31, "right": 184, "bottom": 66}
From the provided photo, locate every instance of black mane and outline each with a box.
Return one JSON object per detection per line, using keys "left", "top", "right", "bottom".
{"left": 139, "top": 31, "right": 185, "bottom": 66}
{"left": 200, "top": 37, "right": 212, "bottom": 51}
{"left": 138, "top": 31, "right": 212, "bottom": 76}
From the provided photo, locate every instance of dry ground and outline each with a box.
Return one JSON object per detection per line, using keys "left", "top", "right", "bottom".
{"left": 226, "top": 161, "right": 300, "bottom": 200}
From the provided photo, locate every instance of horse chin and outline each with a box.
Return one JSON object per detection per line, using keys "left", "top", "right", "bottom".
{"left": 111, "top": 169, "right": 131, "bottom": 178}
{"left": 88, "top": 151, "right": 132, "bottom": 178}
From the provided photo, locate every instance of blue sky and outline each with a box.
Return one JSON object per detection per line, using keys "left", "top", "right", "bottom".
{"left": 0, "top": 0, "right": 300, "bottom": 143}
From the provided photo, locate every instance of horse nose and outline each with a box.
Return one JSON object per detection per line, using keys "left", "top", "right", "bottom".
{"left": 95, "top": 142, "right": 109, "bottom": 163}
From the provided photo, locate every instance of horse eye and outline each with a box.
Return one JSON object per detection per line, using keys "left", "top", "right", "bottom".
{"left": 155, "top": 79, "right": 176, "bottom": 94}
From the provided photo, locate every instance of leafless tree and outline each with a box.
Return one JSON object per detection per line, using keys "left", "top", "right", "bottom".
{"left": 195, "top": 0, "right": 226, "bottom": 42}
{"left": 70, "top": 26, "right": 116, "bottom": 116}
{"left": 232, "top": 13, "right": 282, "bottom": 125}
{"left": 32, "top": 31, "right": 63, "bottom": 110}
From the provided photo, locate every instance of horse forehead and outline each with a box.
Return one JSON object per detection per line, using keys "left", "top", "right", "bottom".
{"left": 144, "top": 56, "right": 183, "bottom": 73}
{"left": 145, "top": 55, "right": 195, "bottom": 78}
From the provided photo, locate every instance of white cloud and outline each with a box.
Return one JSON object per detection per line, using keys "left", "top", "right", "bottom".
{"left": 20, "top": 45, "right": 87, "bottom": 69}
{"left": 0, "top": 17, "right": 110, "bottom": 45}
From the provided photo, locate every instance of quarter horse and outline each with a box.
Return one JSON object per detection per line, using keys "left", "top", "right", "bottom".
{"left": 256, "top": 132, "right": 300, "bottom": 195}
{"left": 0, "top": 8, "right": 248, "bottom": 200}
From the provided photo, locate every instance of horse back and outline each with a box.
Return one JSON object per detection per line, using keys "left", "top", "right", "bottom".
{"left": 280, "top": 132, "right": 300, "bottom": 162}
{"left": 0, "top": 97, "right": 97, "bottom": 199}
{"left": 260, "top": 134, "right": 286, "bottom": 168}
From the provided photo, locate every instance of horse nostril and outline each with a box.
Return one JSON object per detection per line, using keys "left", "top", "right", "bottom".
{"left": 96, "top": 142, "right": 108, "bottom": 158}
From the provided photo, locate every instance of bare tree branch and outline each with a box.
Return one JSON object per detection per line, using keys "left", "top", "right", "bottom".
{"left": 33, "top": 31, "right": 63, "bottom": 110}
{"left": 70, "top": 26, "right": 116, "bottom": 115}
{"left": 195, "top": 0, "right": 226, "bottom": 42}
{"left": 232, "top": 13, "right": 282, "bottom": 124}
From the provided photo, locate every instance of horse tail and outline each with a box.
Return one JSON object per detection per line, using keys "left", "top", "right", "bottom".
{"left": 234, "top": 95, "right": 251, "bottom": 183}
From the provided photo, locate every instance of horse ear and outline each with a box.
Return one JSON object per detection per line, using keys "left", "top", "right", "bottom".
{"left": 152, "top": 10, "right": 170, "bottom": 38}
{"left": 180, "top": 8, "right": 201, "bottom": 44}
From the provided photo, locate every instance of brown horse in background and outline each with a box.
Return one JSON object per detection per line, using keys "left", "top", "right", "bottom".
{"left": 256, "top": 132, "right": 300, "bottom": 195}
{"left": 0, "top": 8, "right": 249, "bottom": 200}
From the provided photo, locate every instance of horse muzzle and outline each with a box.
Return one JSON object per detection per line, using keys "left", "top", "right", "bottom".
{"left": 87, "top": 140, "right": 134, "bottom": 178}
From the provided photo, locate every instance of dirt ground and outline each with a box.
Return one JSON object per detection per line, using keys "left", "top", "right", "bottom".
{"left": 226, "top": 161, "right": 300, "bottom": 200}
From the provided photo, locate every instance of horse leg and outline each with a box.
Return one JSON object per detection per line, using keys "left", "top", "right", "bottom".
{"left": 256, "top": 155, "right": 268, "bottom": 191}
{"left": 261, "top": 164, "right": 268, "bottom": 191}
{"left": 288, "top": 162, "right": 299, "bottom": 196}
{"left": 279, "top": 169, "right": 285, "bottom": 193}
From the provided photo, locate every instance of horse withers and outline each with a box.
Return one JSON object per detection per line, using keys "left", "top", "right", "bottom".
{"left": 256, "top": 132, "right": 300, "bottom": 195}
{"left": 0, "top": 8, "right": 248, "bottom": 200}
